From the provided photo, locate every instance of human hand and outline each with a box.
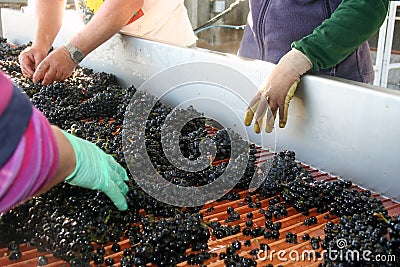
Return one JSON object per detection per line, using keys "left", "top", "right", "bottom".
{"left": 62, "top": 131, "right": 129, "bottom": 211}
{"left": 244, "top": 49, "right": 312, "bottom": 133}
{"left": 32, "top": 46, "right": 77, "bottom": 85}
{"left": 18, "top": 46, "right": 48, "bottom": 78}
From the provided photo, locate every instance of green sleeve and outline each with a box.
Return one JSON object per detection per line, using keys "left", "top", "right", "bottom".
{"left": 292, "top": 0, "right": 389, "bottom": 71}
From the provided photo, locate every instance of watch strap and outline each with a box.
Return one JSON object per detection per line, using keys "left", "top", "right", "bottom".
{"left": 64, "top": 43, "right": 84, "bottom": 64}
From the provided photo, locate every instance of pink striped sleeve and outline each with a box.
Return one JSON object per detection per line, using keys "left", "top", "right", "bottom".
{"left": 27, "top": 108, "right": 59, "bottom": 195}
{"left": 0, "top": 108, "right": 59, "bottom": 213}
{"left": 0, "top": 72, "right": 13, "bottom": 116}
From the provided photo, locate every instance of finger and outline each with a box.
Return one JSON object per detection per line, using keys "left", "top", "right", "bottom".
{"left": 19, "top": 53, "right": 35, "bottom": 77}
{"left": 61, "top": 71, "right": 72, "bottom": 82}
{"left": 41, "top": 66, "right": 57, "bottom": 86}
{"left": 51, "top": 69, "right": 62, "bottom": 83}
{"left": 254, "top": 95, "right": 268, "bottom": 123}
{"left": 278, "top": 102, "right": 285, "bottom": 128}
{"left": 279, "top": 101, "right": 289, "bottom": 128}
{"left": 118, "top": 167, "right": 129, "bottom": 182}
{"left": 55, "top": 69, "right": 69, "bottom": 83}
{"left": 265, "top": 109, "right": 277, "bottom": 133}
{"left": 32, "top": 62, "right": 49, "bottom": 84}
{"left": 120, "top": 181, "right": 129, "bottom": 196}
{"left": 111, "top": 175, "right": 129, "bottom": 196}
{"left": 248, "top": 92, "right": 263, "bottom": 108}
{"left": 279, "top": 81, "right": 299, "bottom": 128}
{"left": 58, "top": 66, "right": 75, "bottom": 82}
{"left": 254, "top": 115, "right": 263, "bottom": 134}
{"left": 253, "top": 95, "right": 269, "bottom": 134}
{"left": 244, "top": 108, "right": 255, "bottom": 126}
{"left": 106, "top": 155, "right": 129, "bottom": 182}
{"left": 22, "top": 62, "right": 35, "bottom": 77}
{"left": 103, "top": 180, "right": 128, "bottom": 211}
{"left": 244, "top": 96, "right": 260, "bottom": 126}
{"left": 21, "top": 69, "right": 32, "bottom": 79}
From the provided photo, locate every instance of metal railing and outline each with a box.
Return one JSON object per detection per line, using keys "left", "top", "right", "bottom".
{"left": 374, "top": 1, "right": 400, "bottom": 88}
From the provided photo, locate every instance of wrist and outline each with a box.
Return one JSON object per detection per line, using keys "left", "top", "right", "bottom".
{"left": 63, "top": 43, "right": 85, "bottom": 64}
{"left": 60, "top": 130, "right": 80, "bottom": 182}
{"left": 30, "top": 42, "right": 51, "bottom": 55}
{"left": 32, "top": 35, "right": 55, "bottom": 54}
{"left": 280, "top": 49, "right": 313, "bottom": 76}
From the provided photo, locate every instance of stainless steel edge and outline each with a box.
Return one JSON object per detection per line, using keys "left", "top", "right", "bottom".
{"left": 3, "top": 8, "right": 400, "bottom": 201}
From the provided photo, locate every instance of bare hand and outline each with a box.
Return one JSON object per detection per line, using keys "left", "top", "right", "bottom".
{"left": 33, "top": 46, "right": 77, "bottom": 85}
{"left": 18, "top": 46, "right": 48, "bottom": 78}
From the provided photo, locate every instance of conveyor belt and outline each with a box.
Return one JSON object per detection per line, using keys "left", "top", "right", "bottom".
{"left": 0, "top": 146, "right": 399, "bottom": 267}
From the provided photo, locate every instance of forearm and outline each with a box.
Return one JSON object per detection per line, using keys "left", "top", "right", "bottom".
{"left": 68, "top": 0, "right": 143, "bottom": 57}
{"left": 292, "top": 0, "right": 389, "bottom": 71}
{"left": 33, "top": 0, "right": 66, "bottom": 51}
{"left": 35, "top": 126, "right": 76, "bottom": 195}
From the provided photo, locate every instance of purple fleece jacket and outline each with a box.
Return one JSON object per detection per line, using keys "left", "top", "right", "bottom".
{"left": 238, "top": 0, "right": 376, "bottom": 83}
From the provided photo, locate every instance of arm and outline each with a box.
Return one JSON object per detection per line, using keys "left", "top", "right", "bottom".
{"left": 0, "top": 72, "right": 129, "bottom": 213}
{"left": 18, "top": 0, "right": 66, "bottom": 78}
{"left": 32, "top": 0, "right": 144, "bottom": 85}
{"left": 1, "top": 114, "right": 129, "bottom": 213}
{"left": 293, "top": 0, "right": 389, "bottom": 71}
{"left": 68, "top": 0, "right": 144, "bottom": 58}
{"left": 34, "top": 125, "right": 76, "bottom": 194}
{"left": 39, "top": 126, "right": 130, "bottom": 211}
{"left": 244, "top": 0, "right": 389, "bottom": 133}
{"left": 34, "top": 0, "right": 66, "bottom": 52}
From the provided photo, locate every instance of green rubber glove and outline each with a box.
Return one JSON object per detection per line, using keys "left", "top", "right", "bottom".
{"left": 62, "top": 131, "right": 129, "bottom": 210}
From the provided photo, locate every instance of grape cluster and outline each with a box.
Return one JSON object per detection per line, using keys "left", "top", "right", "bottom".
{"left": 255, "top": 150, "right": 314, "bottom": 198}
{"left": 219, "top": 240, "right": 258, "bottom": 267}
{"left": 322, "top": 211, "right": 399, "bottom": 266}
{"left": 127, "top": 213, "right": 211, "bottom": 266}
{"left": 123, "top": 90, "right": 258, "bottom": 189}
{"left": 0, "top": 37, "right": 30, "bottom": 75}
{"left": 0, "top": 184, "right": 137, "bottom": 262}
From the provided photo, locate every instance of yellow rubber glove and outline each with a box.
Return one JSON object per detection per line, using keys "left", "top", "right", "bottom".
{"left": 244, "top": 49, "right": 312, "bottom": 133}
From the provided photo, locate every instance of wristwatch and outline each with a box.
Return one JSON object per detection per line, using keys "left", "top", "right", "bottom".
{"left": 64, "top": 43, "right": 84, "bottom": 64}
